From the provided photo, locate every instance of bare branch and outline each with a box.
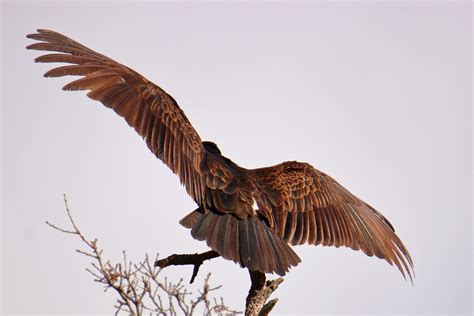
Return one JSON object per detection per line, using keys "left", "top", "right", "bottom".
{"left": 45, "top": 220, "right": 77, "bottom": 234}
{"left": 155, "top": 251, "right": 220, "bottom": 284}
{"left": 46, "top": 195, "right": 241, "bottom": 315}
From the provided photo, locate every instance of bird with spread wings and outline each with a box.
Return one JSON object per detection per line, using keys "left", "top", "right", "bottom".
{"left": 27, "top": 29, "right": 413, "bottom": 283}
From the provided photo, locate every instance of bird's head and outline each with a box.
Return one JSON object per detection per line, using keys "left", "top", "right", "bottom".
{"left": 202, "top": 141, "right": 221, "bottom": 155}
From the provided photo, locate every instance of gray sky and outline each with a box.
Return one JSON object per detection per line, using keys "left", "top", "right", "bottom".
{"left": 2, "top": 1, "right": 472, "bottom": 315}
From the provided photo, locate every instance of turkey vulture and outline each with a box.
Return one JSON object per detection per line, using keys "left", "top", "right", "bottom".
{"left": 26, "top": 29, "right": 413, "bottom": 281}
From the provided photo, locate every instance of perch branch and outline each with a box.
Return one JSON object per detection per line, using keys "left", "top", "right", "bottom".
{"left": 157, "top": 253, "right": 284, "bottom": 315}
{"left": 245, "top": 270, "right": 283, "bottom": 316}
{"left": 155, "top": 251, "right": 220, "bottom": 284}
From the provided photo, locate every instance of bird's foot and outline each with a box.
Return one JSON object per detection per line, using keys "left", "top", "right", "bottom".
{"left": 154, "top": 250, "right": 220, "bottom": 284}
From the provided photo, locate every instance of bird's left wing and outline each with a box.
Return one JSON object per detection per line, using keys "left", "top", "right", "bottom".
{"left": 27, "top": 29, "right": 206, "bottom": 203}
{"left": 253, "top": 161, "right": 414, "bottom": 281}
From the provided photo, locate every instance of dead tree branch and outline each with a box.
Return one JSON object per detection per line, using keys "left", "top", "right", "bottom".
{"left": 153, "top": 251, "right": 283, "bottom": 314}
{"left": 245, "top": 270, "right": 283, "bottom": 316}
{"left": 46, "top": 194, "right": 241, "bottom": 315}
{"left": 157, "top": 255, "right": 283, "bottom": 315}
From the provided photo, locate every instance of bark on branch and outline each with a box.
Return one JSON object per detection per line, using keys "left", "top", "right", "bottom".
{"left": 245, "top": 270, "right": 283, "bottom": 316}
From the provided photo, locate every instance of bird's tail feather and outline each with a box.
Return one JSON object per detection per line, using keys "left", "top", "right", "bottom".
{"left": 180, "top": 210, "right": 300, "bottom": 276}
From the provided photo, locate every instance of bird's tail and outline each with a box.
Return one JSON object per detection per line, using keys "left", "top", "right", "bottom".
{"left": 180, "top": 209, "right": 301, "bottom": 276}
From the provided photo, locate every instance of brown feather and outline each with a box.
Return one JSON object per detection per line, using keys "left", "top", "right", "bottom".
{"left": 34, "top": 53, "right": 97, "bottom": 65}
{"left": 44, "top": 64, "right": 106, "bottom": 77}
{"left": 283, "top": 212, "right": 297, "bottom": 243}
{"left": 86, "top": 80, "right": 124, "bottom": 102}
{"left": 307, "top": 210, "right": 317, "bottom": 244}
{"left": 63, "top": 70, "right": 117, "bottom": 91}
{"left": 291, "top": 212, "right": 304, "bottom": 245}
{"left": 247, "top": 219, "right": 263, "bottom": 272}
{"left": 223, "top": 214, "right": 239, "bottom": 262}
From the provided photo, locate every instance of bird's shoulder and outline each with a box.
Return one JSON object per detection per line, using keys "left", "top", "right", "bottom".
{"left": 252, "top": 161, "right": 318, "bottom": 190}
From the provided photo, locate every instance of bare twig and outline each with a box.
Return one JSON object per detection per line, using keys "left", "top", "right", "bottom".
{"left": 47, "top": 194, "right": 241, "bottom": 315}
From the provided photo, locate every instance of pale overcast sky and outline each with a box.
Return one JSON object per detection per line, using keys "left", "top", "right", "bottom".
{"left": 2, "top": 1, "right": 472, "bottom": 315}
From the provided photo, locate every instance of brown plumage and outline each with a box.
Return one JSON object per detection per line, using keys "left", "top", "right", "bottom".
{"left": 27, "top": 29, "right": 413, "bottom": 281}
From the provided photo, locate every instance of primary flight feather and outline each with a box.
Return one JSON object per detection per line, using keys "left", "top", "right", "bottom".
{"left": 27, "top": 29, "right": 413, "bottom": 280}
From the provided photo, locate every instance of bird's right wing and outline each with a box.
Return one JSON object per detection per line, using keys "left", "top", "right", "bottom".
{"left": 254, "top": 161, "right": 414, "bottom": 281}
{"left": 27, "top": 29, "right": 206, "bottom": 203}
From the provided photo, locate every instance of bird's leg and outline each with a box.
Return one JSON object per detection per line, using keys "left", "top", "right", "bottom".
{"left": 245, "top": 270, "right": 284, "bottom": 316}
{"left": 154, "top": 250, "right": 220, "bottom": 283}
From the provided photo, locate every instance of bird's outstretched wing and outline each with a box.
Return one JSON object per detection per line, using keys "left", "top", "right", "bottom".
{"left": 253, "top": 161, "right": 414, "bottom": 281}
{"left": 27, "top": 30, "right": 276, "bottom": 274}
{"left": 26, "top": 29, "right": 206, "bottom": 203}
